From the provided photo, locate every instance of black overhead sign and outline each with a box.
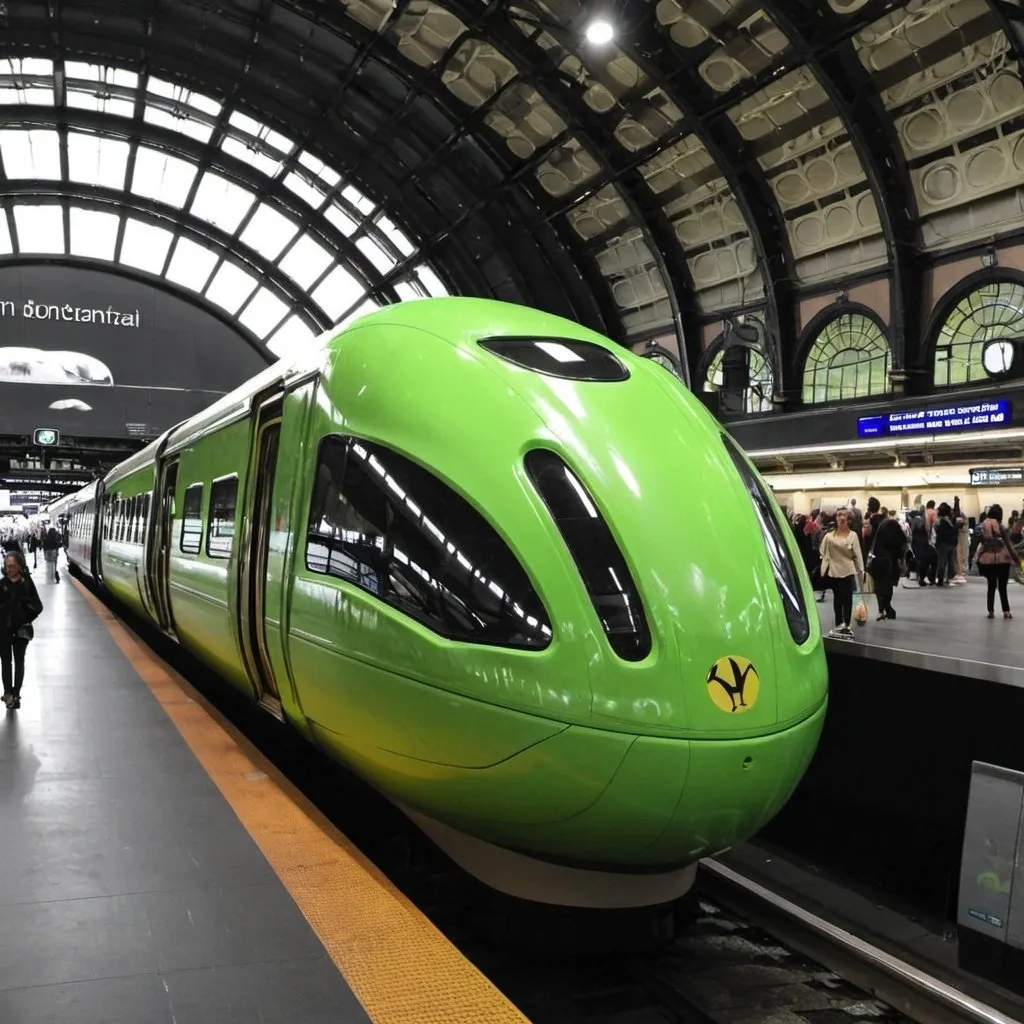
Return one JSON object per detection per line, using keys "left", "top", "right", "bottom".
{"left": 970, "top": 467, "right": 1024, "bottom": 486}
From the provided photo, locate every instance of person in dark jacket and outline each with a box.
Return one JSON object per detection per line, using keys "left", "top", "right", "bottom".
{"left": 911, "top": 514, "right": 937, "bottom": 586}
{"left": 0, "top": 551, "right": 43, "bottom": 710}
{"left": 868, "top": 510, "right": 908, "bottom": 620}
{"left": 934, "top": 502, "right": 959, "bottom": 585}
{"left": 41, "top": 526, "right": 61, "bottom": 583}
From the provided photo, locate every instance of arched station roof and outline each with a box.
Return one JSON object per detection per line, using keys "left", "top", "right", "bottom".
{"left": 0, "top": 0, "right": 1022, "bottom": 390}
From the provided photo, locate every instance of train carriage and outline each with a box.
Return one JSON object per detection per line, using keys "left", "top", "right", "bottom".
{"left": 62, "top": 297, "right": 828, "bottom": 908}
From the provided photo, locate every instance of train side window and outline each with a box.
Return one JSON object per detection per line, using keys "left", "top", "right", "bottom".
{"left": 305, "top": 436, "right": 551, "bottom": 649}
{"left": 207, "top": 476, "right": 238, "bottom": 559}
{"left": 130, "top": 496, "right": 138, "bottom": 545}
{"left": 180, "top": 484, "right": 204, "bottom": 554}
{"left": 142, "top": 493, "right": 151, "bottom": 541}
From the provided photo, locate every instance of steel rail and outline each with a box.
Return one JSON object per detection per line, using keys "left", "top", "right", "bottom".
{"left": 701, "top": 859, "right": 1020, "bottom": 1024}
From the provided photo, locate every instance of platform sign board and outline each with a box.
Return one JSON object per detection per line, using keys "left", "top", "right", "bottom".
{"left": 970, "top": 467, "right": 1024, "bottom": 486}
{"left": 0, "top": 265, "right": 269, "bottom": 440}
{"left": 857, "top": 398, "right": 1012, "bottom": 439}
{"left": 957, "top": 761, "right": 1024, "bottom": 949}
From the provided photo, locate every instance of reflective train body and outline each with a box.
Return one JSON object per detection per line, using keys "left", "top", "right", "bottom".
{"left": 60, "top": 298, "right": 828, "bottom": 907}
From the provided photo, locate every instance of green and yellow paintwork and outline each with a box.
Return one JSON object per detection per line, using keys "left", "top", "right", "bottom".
{"left": 70, "top": 297, "right": 828, "bottom": 874}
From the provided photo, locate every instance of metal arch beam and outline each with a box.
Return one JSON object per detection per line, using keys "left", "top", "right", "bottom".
{"left": 61, "top": 3, "right": 613, "bottom": 331}
{"left": 990, "top": 0, "right": 1024, "bottom": 70}
{"left": 0, "top": 3, "right": 630, "bottom": 335}
{"left": 762, "top": 0, "right": 923, "bottom": 388}
{"left": 268, "top": 0, "right": 631, "bottom": 335}
{"left": 599, "top": 23, "right": 798, "bottom": 406}
{"left": 432, "top": 0, "right": 699, "bottom": 376}
{"left": 0, "top": 180, "right": 335, "bottom": 331}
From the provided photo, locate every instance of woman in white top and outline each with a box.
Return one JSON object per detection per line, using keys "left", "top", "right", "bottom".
{"left": 819, "top": 507, "right": 866, "bottom": 636}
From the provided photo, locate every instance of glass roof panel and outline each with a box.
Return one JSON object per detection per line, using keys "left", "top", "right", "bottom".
{"left": 14, "top": 205, "right": 65, "bottom": 254}
{"left": 144, "top": 105, "right": 215, "bottom": 143}
{"left": 131, "top": 147, "right": 198, "bottom": 206}
{"left": 165, "top": 237, "right": 218, "bottom": 292}
{"left": 377, "top": 215, "right": 416, "bottom": 257}
{"left": 0, "top": 129, "right": 61, "bottom": 178}
{"left": 69, "top": 208, "right": 120, "bottom": 261}
{"left": 396, "top": 280, "right": 426, "bottom": 301}
{"left": 240, "top": 204, "right": 299, "bottom": 260}
{"left": 343, "top": 185, "right": 375, "bottom": 217}
{"left": 279, "top": 234, "right": 334, "bottom": 289}
{"left": 0, "top": 215, "right": 12, "bottom": 255}
{"left": 312, "top": 264, "right": 365, "bottom": 321}
{"left": 190, "top": 172, "right": 256, "bottom": 233}
{"left": 221, "top": 134, "right": 283, "bottom": 178}
{"left": 325, "top": 202, "right": 358, "bottom": 236}
{"left": 120, "top": 219, "right": 174, "bottom": 275}
{"left": 67, "top": 89, "right": 135, "bottom": 119}
{"left": 205, "top": 260, "right": 260, "bottom": 316}
{"left": 283, "top": 171, "right": 327, "bottom": 212}
{"left": 297, "top": 150, "right": 341, "bottom": 188}
{"left": 67, "top": 134, "right": 130, "bottom": 190}
{"left": 416, "top": 265, "right": 449, "bottom": 297}
{"left": 266, "top": 315, "right": 319, "bottom": 359}
{"left": 356, "top": 235, "right": 397, "bottom": 274}
{"left": 238, "top": 287, "right": 290, "bottom": 338}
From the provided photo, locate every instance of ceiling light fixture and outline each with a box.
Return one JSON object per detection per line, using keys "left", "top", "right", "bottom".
{"left": 585, "top": 19, "right": 614, "bottom": 44}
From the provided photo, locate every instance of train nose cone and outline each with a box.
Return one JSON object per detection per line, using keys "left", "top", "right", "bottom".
{"left": 526, "top": 356, "right": 826, "bottom": 738}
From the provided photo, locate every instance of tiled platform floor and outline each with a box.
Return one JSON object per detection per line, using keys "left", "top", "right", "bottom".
{"left": 0, "top": 571, "right": 370, "bottom": 1024}
{"left": 815, "top": 573, "right": 1023, "bottom": 684}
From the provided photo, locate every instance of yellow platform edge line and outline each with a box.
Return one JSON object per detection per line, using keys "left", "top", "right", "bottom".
{"left": 72, "top": 578, "right": 528, "bottom": 1024}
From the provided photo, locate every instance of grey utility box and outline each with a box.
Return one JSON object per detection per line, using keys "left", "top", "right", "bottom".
{"left": 957, "top": 761, "right": 1024, "bottom": 949}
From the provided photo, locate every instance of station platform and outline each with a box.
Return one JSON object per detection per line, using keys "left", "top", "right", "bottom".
{"left": 816, "top": 574, "right": 1022, "bottom": 686}
{"left": 0, "top": 568, "right": 525, "bottom": 1024}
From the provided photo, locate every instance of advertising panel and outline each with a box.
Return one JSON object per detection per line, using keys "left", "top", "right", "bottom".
{"left": 0, "top": 264, "right": 270, "bottom": 440}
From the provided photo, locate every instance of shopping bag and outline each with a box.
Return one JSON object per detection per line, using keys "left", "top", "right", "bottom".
{"left": 854, "top": 599, "right": 869, "bottom": 626}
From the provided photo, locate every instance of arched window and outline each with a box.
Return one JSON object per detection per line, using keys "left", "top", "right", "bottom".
{"left": 933, "top": 280, "right": 1024, "bottom": 387}
{"left": 802, "top": 311, "right": 891, "bottom": 404}
{"left": 702, "top": 318, "right": 774, "bottom": 413}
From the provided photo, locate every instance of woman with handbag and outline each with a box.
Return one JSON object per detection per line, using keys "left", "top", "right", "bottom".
{"left": 819, "top": 507, "right": 865, "bottom": 638}
{"left": 0, "top": 550, "right": 44, "bottom": 710}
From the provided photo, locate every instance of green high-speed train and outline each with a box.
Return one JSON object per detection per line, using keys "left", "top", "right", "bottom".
{"left": 56, "top": 298, "right": 827, "bottom": 908}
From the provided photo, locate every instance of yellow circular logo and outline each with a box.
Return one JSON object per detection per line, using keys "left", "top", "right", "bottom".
{"left": 706, "top": 656, "right": 760, "bottom": 714}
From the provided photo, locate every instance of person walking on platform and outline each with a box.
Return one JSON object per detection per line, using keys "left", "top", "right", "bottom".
{"left": 977, "top": 504, "right": 1018, "bottom": 620}
{"left": 0, "top": 551, "right": 43, "bottom": 710}
{"left": 819, "top": 507, "right": 865, "bottom": 638}
{"left": 868, "top": 509, "right": 907, "bottom": 621}
{"left": 41, "top": 526, "right": 61, "bottom": 584}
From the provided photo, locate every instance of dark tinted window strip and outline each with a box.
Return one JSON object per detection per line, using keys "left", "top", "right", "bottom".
{"left": 305, "top": 435, "right": 552, "bottom": 650}
{"left": 722, "top": 434, "right": 810, "bottom": 645}
{"left": 479, "top": 337, "right": 629, "bottom": 382}
{"left": 526, "top": 449, "right": 651, "bottom": 662}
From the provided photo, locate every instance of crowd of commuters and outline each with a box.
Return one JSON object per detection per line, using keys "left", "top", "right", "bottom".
{"left": 785, "top": 497, "right": 1022, "bottom": 636}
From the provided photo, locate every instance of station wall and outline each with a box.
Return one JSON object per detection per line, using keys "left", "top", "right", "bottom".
{"left": 0, "top": 262, "right": 270, "bottom": 440}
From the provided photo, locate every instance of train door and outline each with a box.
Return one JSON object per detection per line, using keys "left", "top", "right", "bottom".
{"left": 238, "top": 395, "right": 284, "bottom": 717}
{"left": 150, "top": 457, "right": 178, "bottom": 635}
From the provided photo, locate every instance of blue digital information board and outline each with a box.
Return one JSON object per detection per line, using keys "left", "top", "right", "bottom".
{"left": 857, "top": 398, "right": 1012, "bottom": 439}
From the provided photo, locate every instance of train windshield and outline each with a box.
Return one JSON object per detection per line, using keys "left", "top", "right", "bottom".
{"left": 479, "top": 337, "right": 629, "bottom": 382}
{"left": 722, "top": 433, "right": 811, "bottom": 645}
{"left": 526, "top": 449, "right": 651, "bottom": 662}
